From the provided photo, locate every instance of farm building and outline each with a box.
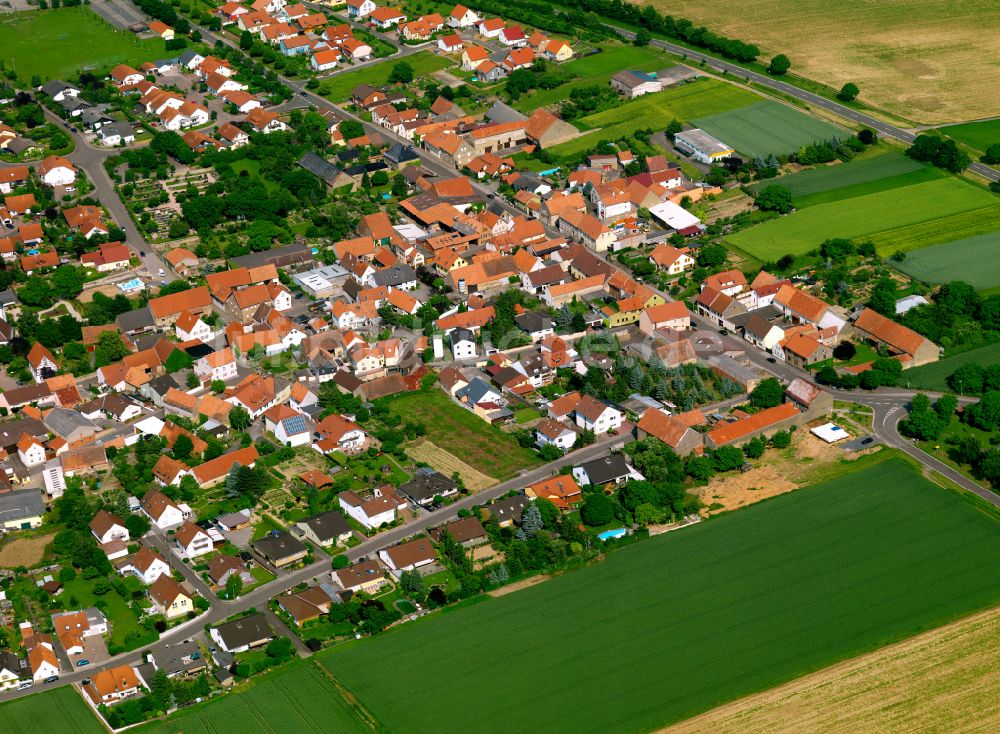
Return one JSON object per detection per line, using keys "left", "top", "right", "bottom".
{"left": 674, "top": 129, "right": 735, "bottom": 164}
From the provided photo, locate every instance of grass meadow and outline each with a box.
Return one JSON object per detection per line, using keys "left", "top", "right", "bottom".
{"left": 0, "top": 686, "right": 104, "bottom": 734}
{"left": 939, "top": 119, "right": 1000, "bottom": 153}
{"left": 903, "top": 342, "right": 1000, "bottom": 392}
{"left": 319, "top": 51, "right": 453, "bottom": 102}
{"left": 382, "top": 389, "right": 541, "bottom": 480}
{"left": 693, "top": 100, "right": 844, "bottom": 157}
{"left": 548, "top": 78, "right": 757, "bottom": 160}
{"left": 726, "top": 177, "right": 999, "bottom": 261}
{"left": 0, "top": 8, "right": 167, "bottom": 82}
{"left": 318, "top": 456, "right": 1000, "bottom": 734}
{"left": 894, "top": 230, "right": 1000, "bottom": 290}
{"left": 138, "top": 661, "right": 368, "bottom": 734}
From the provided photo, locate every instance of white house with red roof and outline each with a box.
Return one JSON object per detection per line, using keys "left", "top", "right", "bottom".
{"left": 346, "top": 0, "right": 377, "bottom": 18}
{"left": 175, "top": 310, "right": 214, "bottom": 342}
{"left": 38, "top": 156, "right": 76, "bottom": 187}
{"left": 448, "top": 3, "right": 479, "bottom": 26}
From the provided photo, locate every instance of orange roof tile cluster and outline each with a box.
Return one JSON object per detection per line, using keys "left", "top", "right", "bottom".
{"left": 707, "top": 403, "right": 799, "bottom": 446}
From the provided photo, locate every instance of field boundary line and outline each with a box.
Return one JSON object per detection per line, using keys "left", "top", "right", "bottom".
{"left": 311, "top": 660, "right": 383, "bottom": 733}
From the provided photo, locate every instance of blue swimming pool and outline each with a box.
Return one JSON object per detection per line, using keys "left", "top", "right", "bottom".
{"left": 117, "top": 277, "right": 144, "bottom": 292}
{"left": 597, "top": 528, "right": 627, "bottom": 541}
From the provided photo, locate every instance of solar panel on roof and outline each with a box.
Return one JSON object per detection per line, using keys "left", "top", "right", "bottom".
{"left": 282, "top": 416, "right": 308, "bottom": 435}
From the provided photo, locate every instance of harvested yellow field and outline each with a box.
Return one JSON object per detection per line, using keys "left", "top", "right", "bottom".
{"left": 0, "top": 533, "right": 52, "bottom": 568}
{"left": 406, "top": 440, "right": 496, "bottom": 491}
{"left": 663, "top": 604, "right": 1000, "bottom": 734}
{"left": 639, "top": 0, "right": 1000, "bottom": 124}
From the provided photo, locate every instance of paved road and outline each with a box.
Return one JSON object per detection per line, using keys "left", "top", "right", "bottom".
{"left": 37, "top": 103, "right": 173, "bottom": 280}
{"left": 611, "top": 27, "right": 1000, "bottom": 183}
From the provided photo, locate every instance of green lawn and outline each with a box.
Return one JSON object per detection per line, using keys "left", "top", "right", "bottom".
{"left": 513, "top": 44, "right": 676, "bottom": 112}
{"left": 318, "top": 456, "right": 1000, "bottom": 734}
{"left": 755, "top": 150, "right": 933, "bottom": 205}
{"left": 548, "top": 78, "right": 758, "bottom": 161}
{"left": 893, "top": 230, "right": 1000, "bottom": 290}
{"left": 250, "top": 516, "right": 284, "bottom": 542}
{"left": 939, "top": 119, "right": 1000, "bottom": 154}
{"left": 0, "top": 686, "right": 104, "bottom": 734}
{"left": 0, "top": 8, "right": 167, "bottom": 82}
{"left": 61, "top": 576, "right": 152, "bottom": 650}
{"left": 137, "top": 660, "right": 368, "bottom": 734}
{"left": 902, "top": 341, "right": 1000, "bottom": 391}
{"left": 693, "top": 100, "right": 845, "bottom": 157}
{"left": 319, "top": 52, "right": 453, "bottom": 103}
{"left": 382, "top": 390, "right": 542, "bottom": 480}
{"left": 514, "top": 406, "right": 541, "bottom": 423}
{"left": 727, "top": 177, "right": 999, "bottom": 261}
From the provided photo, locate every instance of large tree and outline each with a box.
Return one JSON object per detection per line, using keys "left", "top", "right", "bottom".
{"left": 749, "top": 377, "right": 784, "bottom": 409}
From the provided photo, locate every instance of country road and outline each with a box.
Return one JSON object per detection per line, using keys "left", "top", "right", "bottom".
{"left": 611, "top": 27, "right": 1000, "bottom": 183}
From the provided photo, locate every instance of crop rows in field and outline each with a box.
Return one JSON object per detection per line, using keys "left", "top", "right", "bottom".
{"left": 694, "top": 100, "right": 844, "bottom": 157}
{"left": 318, "top": 457, "right": 1000, "bottom": 734}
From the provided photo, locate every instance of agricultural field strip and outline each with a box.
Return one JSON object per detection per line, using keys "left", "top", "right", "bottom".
{"left": 894, "top": 230, "right": 1000, "bottom": 289}
{"left": 0, "top": 686, "right": 104, "bottom": 734}
{"left": 871, "top": 204, "right": 1000, "bottom": 254}
{"left": 319, "top": 459, "right": 1000, "bottom": 733}
{"left": 791, "top": 166, "right": 943, "bottom": 208}
{"left": 726, "top": 177, "right": 998, "bottom": 259}
{"left": 136, "top": 662, "right": 367, "bottom": 734}
{"left": 693, "top": 101, "right": 844, "bottom": 158}
{"left": 903, "top": 342, "right": 1000, "bottom": 392}
{"left": 760, "top": 151, "right": 926, "bottom": 198}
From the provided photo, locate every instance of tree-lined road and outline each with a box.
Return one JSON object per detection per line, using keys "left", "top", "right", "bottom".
{"left": 611, "top": 27, "right": 1000, "bottom": 183}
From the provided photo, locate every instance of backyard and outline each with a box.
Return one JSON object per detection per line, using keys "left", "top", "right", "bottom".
{"left": 381, "top": 389, "right": 542, "bottom": 481}
{"left": 0, "top": 8, "right": 167, "bottom": 82}
{"left": 316, "top": 455, "right": 1000, "bottom": 733}
{"left": 318, "top": 51, "right": 454, "bottom": 103}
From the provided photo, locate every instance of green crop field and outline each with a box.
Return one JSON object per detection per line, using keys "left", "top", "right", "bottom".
{"left": 0, "top": 8, "right": 167, "bottom": 82}
{"left": 0, "top": 686, "right": 104, "bottom": 734}
{"left": 791, "top": 166, "right": 944, "bottom": 208}
{"left": 318, "top": 456, "right": 1000, "bottom": 734}
{"left": 755, "top": 150, "right": 933, "bottom": 204}
{"left": 548, "top": 78, "right": 757, "bottom": 160}
{"left": 514, "top": 44, "right": 675, "bottom": 112}
{"left": 138, "top": 661, "right": 367, "bottom": 734}
{"left": 869, "top": 204, "right": 1000, "bottom": 254}
{"left": 727, "top": 177, "right": 999, "bottom": 261}
{"left": 382, "top": 389, "right": 541, "bottom": 480}
{"left": 904, "top": 342, "right": 1000, "bottom": 391}
{"left": 940, "top": 119, "right": 1000, "bottom": 153}
{"left": 893, "top": 230, "right": 1000, "bottom": 290}
{"left": 319, "top": 51, "right": 453, "bottom": 102}
{"left": 693, "top": 100, "right": 844, "bottom": 157}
